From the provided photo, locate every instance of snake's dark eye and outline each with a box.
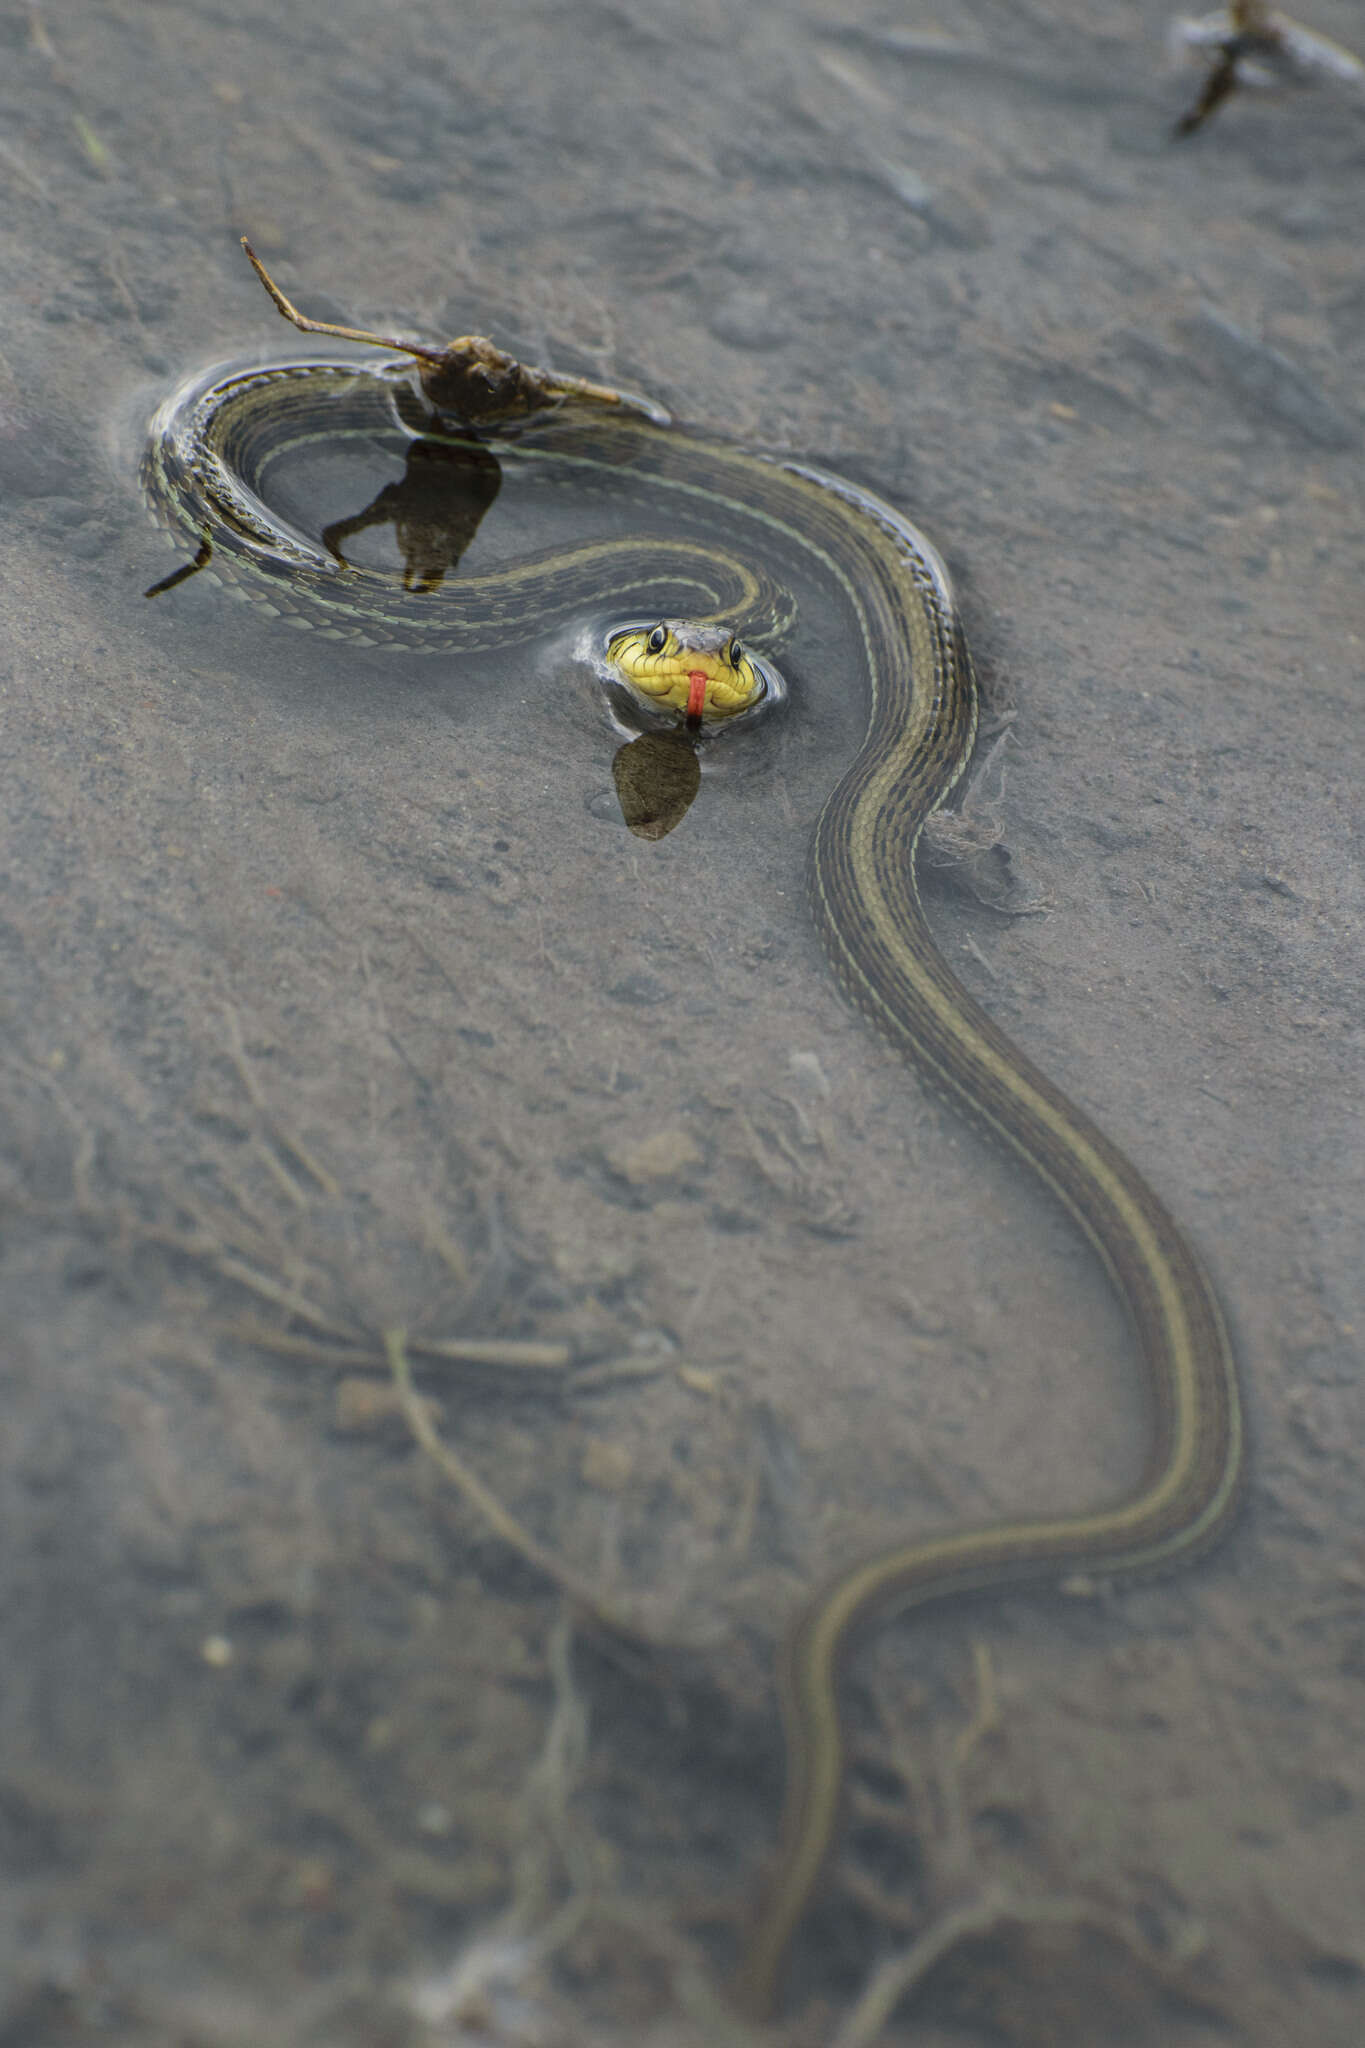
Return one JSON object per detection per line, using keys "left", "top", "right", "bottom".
{"left": 647, "top": 625, "right": 667, "bottom": 654}
{"left": 728, "top": 638, "right": 744, "bottom": 667}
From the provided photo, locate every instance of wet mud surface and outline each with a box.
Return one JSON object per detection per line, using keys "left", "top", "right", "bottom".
{"left": 1, "top": 2, "right": 1363, "bottom": 2042}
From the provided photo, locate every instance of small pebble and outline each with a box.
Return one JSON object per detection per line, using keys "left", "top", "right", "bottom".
{"left": 607, "top": 1127, "right": 703, "bottom": 1186}
{"left": 580, "top": 1437, "right": 634, "bottom": 1492}
{"left": 707, "top": 290, "right": 790, "bottom": 350}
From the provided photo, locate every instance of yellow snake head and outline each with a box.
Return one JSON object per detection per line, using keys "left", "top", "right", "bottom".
{"left": 605, "top": 620, "right": 769, "bottom": 723}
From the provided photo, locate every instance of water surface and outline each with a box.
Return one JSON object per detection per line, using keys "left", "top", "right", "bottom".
{"left": 2, "top": 3, "right": 1363, "bottom": 2042}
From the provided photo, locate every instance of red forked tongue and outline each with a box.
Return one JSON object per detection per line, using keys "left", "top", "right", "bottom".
{"left": 686, "top": 669, "right": 708, "bottom": 720}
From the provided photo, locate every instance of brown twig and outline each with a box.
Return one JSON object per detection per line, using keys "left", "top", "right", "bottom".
{"left": 241, "top": 236, "right": 448, "bottom": 367}
{"left": 240, "top": 237, "right": 650, "bottom": 426}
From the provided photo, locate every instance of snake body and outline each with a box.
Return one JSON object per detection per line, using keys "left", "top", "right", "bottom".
{"left": 144, "top": 355, "right": 1243, "bottom": 2017}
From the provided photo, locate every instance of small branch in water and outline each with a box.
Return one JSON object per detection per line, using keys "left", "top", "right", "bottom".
{"left": 385, "top": 1328, "right": 642, "bottom": 1637}
{"left": 241, "top": 235, "right": 448, "bottom": 367}
{"left": 240, "top": 236, "right": 664, "bottom": 426}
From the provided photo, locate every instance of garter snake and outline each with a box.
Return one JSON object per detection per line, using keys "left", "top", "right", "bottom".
{"left": 143, "top": 350, "right": 1244, "bottom": 2020}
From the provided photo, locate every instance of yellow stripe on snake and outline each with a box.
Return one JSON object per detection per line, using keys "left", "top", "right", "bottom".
{"left": 143, "top": 346, "right": 1244, "bottom": 2020}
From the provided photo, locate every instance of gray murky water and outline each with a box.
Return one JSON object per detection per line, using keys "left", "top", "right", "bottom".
{"left": 2, "top": 3, "right": 1364, "bottom": 2042}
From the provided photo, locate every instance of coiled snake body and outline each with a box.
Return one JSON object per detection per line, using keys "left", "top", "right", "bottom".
{"left": 144, "top": 349, "right": 1243, "bottom": 2018}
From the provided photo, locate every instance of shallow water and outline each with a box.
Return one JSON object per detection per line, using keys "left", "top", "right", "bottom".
{"left": 2, "top": 3, "right": 1364, "bottom": 2043}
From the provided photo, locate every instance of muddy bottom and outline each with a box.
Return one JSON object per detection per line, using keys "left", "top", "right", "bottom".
{"left": 1, "top": 2, "right": 1363, "bottom": 2044}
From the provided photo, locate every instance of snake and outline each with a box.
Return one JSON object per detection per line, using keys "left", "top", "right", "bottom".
{"left": 142, "top": 347, "right": 1244, "bottom": 2020}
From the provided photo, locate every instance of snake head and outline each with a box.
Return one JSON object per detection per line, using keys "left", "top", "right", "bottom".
{"left": 606, "top": 620, "right": 770, "bottom": 724}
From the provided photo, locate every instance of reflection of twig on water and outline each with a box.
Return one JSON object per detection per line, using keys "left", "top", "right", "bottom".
{"left": 1169, "top": 3, "right": 1364, "bottom": 135}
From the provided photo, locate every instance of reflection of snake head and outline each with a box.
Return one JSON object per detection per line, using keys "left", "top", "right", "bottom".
{"left": 606, "top": 619, "right": 768, "bottom": 722}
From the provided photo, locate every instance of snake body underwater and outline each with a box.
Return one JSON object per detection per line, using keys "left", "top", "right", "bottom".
{"left": 144, "top": 349, "right": 1244, "bottom": 2017}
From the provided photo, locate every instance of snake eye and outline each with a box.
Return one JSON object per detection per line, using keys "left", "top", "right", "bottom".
{"left": 647, "top": 625, "right": 668, "bottom": 654}
{"left": 727, "top": 638, "right": 744, "bottom": 667}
